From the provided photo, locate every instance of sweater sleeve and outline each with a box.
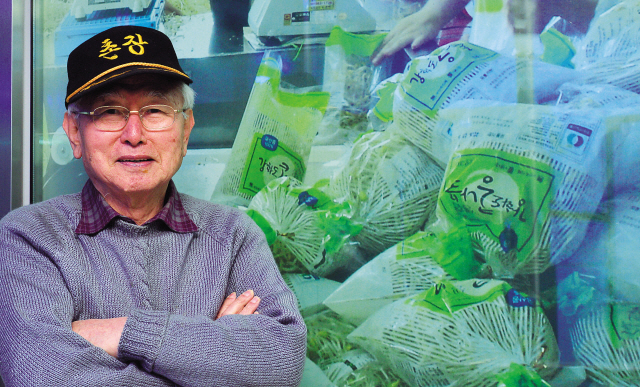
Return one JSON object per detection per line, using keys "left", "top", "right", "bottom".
{"left": 117, "top": 211, "right": 307, "bottom": 387}
{"left": 0, "top": 213, "right": 175, "bottom": 387}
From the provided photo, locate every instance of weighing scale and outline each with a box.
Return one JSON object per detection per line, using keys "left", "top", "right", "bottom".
{"left": 54, "top": 0, "right": 164, "bottom": 65}
{"left": 70, "top": 0, "right": 153, "bottom": 20}
{"left": 247, "top": 0, "right": 377, "bottom": 46}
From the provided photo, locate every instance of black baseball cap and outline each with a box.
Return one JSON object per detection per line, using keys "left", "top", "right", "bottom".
{"left": 65, "top": 25, "right": 192, "bottom": 108}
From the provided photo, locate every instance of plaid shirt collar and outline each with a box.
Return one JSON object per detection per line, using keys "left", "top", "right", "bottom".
{"left": 76, "top": 180, "right": 198, "bottom": 234}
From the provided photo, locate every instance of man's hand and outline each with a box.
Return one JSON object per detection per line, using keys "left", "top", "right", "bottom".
{"left": 71, "top": 317, "right": 127, "bottom": 358}
{"left": 216, "top": 289, "right": 261, "bottom": 319}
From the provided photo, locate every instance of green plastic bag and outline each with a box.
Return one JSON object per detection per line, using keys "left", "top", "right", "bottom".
{"left": 324, "top": 228, "right": 480, "bottom": 326}
{"left": 348, "top": 279, "right": 559, "bottom": 387}
{"left": 328, "top": 130, "right": 443, "bottom": 257}
{"left": 247, "top": 176, "right": 364, "bottom": 276}
{"left": 212, "top": 52, "right": 330, "bottom": 207}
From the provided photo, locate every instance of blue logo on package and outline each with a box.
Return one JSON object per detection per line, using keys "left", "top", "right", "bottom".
{"left": 298, "top": 191, "right": 319, "bottom": 207}
{"left": 261, "top": 134, "right": 279, "bottom": 151}
{"left": 506, "top": 288, "right": 536, "bottom": 308}
{"left": 561, "top": 123, "right": 592, "bottom": 156}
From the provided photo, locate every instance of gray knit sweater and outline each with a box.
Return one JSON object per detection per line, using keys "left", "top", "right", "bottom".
{"left": 0, "top": 192, "right": 306, "bottom": 386}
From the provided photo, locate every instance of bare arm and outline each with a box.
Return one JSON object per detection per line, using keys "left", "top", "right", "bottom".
{"left": 372, "top": 0, "right": 472, "bottom": 65}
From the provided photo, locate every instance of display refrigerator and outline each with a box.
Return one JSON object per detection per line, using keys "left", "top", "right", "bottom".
{"left": 7, "top": 0, "right": 640, "bottom": 385}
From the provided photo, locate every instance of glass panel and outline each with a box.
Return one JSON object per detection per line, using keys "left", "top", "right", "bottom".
{"left": 33, "top": 0, "right": 327, "bottom": 201}
{"left": 29, "top": 0, "right": 640, "bottom": 386}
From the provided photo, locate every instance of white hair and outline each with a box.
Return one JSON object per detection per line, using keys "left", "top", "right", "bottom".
{"left": 67, "top": 77, "right": 196, "bottom": 115}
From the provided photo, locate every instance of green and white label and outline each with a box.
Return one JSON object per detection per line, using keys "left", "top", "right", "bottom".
{"left": 239, "top": 133, "right": 306, "bottom": 196}
{"left": 408, "top": 279, "right": 511, "bottom": 315}
{"left": 400, "top": 42, "right": 497, "bottom": 118}
{"left": 438, "top": 148, "right": 555, "bottom": 262}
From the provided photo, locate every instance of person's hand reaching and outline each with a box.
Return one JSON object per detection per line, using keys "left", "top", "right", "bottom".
{"left": 372, "top": 0, "right": 472, "bottom": 65}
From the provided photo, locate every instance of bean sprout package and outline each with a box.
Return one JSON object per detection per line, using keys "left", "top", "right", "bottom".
{"left": 324, "top": 229, "right": 480, "bottom": 326}
{"left": 573, "top": 0, "right": 640, "bottom": 93}
{"left": 570, "top": 302, "right": 640, "bottom": 386}
{"left": 385, "top": 41, "right": 577, "bottom": 166}
{"left": 282, "top": 273, "right": 342, "bottom": 317}
{"left": 328, "top": 130, "right": 444, "bottom": 257}
{"left": 306, "top": 310, "right": 359, "bottom": 369}
{"left": 347, "top": 279, "right": 559, "bottom": 387}
{"left": 305, "top": 310, "right": 408, "bottom": 387}
{"left": 559, "top": 190, "right": 640, "bottom": 306}
{"left": 322, "top": 349, "right": 408, "bottom": 387}
{"left": 434, "top": 102, "right": 608, "bottom": 277}
{"left": 211, "top": 53, "right": 330, "bottom": 207}
{"left": 301, "top": 358, "right": 338, "bottom": 387}
{"left": 247, "top": 176, "right": 365, "bottom": 277}
{"left": 314, "top": 27, "right": 389, "bottom": 145}
{"left": 556, "top": 83, "right": 640, "bottom": 194}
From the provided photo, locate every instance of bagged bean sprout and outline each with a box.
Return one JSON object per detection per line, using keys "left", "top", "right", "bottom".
{"left": 305, "top": 310, "right": 408, "bottom": 387}
{"left": 301, "top": 357, "right": 339, "bottom": 387}
{"left": 570, "top": 302, "right": 640, "bottom": 386}
{"left": 246, "top": 176, "right": 364, "bottom": 277}
{"left": 560, "top": 190, "right": 640, "bottom": 305}
{"left": 347, "top": 279, "right": 559, "bottom": 387}
{"left": 306, "top": 310, "right": 359, "bottom": 370}
{"left": 323, "top": 349, "right": 408, "bottom": 387}
{"left": 328, "top": 130, "right": 444, "bottom": 257}
{"left": 211, "top": 53, "right": 330, "bottom": 207}
{"left": 315, "top": 27, "right": 389, "bottom": 145}
{"left": 323, "top": 229, "right": 481, "bottom": 325}
{"left": 573, "top": 0, "right": 640, "bottom": 93}
{"left": 556, "top": 82, "right": 640, "bottom": 110}
{"left": 555, "top": 83, "right": 640, "bottom": 194}
{"left": 282, "top": 273, "right": 342, "bottom": 317}
{"left": 386, "top": 41, "right": 577, "bottom": 166}
{"left": 435, "top": 101, "right": 607, "bottom": 277}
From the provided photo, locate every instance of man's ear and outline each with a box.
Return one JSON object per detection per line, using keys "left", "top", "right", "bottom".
{"left": 181, "top": 109, "right": 195, "bottom": 157}
{"left": 63, "top": 112, "right": 83, "bottom": 159}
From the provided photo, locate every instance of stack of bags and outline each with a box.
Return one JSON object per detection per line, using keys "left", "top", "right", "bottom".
{"left": 221, "top": 4, "right": 640, "bottom": 384}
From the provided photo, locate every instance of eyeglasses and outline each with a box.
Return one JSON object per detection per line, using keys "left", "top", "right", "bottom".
{"left": 74, "top": 105, "right": 187, "bottom": 131}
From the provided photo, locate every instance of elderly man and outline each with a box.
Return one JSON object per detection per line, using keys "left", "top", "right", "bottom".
{"left": 0, "top": 26, "right": 306, "bottom": 386}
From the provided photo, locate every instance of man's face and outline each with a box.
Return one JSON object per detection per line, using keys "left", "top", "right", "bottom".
{"left": 63, "top": 80, "right": 195, "bottom": 200}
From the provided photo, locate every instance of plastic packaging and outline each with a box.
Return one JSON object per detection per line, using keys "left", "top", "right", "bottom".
{"left": 283, "top": 273, "right": 342, "bottom": 317}
{"left": 539, "top": 17, "right": 578, "bottom": 69}
{"left": 348, "top": 279, "right": 559, "bottom": 387}
{"left": 328, "top": 130, "right": 444, "bottom": 257}
{"left": 385, "top": 41, "right": 577, "bottom": 167}
{"left": 246, "top": 176, "right": 364, "bottom": 276}
{"left": 323, "top": 229, "right": 479, "bottom": 325}
{"left": 570, "top": 302, "right": 640, "bottom": 386}
{"left": 211, "top": 53, "right": 330, "bottom": 207}
{"left": 559, "top": 190, "right": 640, "bottom": 305}
{"left": 468, "top": 0, "right": 515, "bottom": 54}
{"left": 316, "top": 26, "right": 389, "bottom": 145}
{"left": 573, "top": 0, "right": 640, "bottom": 93}
{"left": 306, "top": 310, "right": 360, "bottom": 369}
{"left": 435, "top": 101, "right": 608, "bottom": 276}
{"left": 323, "top": 349, "right": 408, "bottom": 387}
{"left": 555, "top": 83, "right": 640, "bottom": 194}
{"left": 301, "top": 357, "right": 339, "bottom": 387}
